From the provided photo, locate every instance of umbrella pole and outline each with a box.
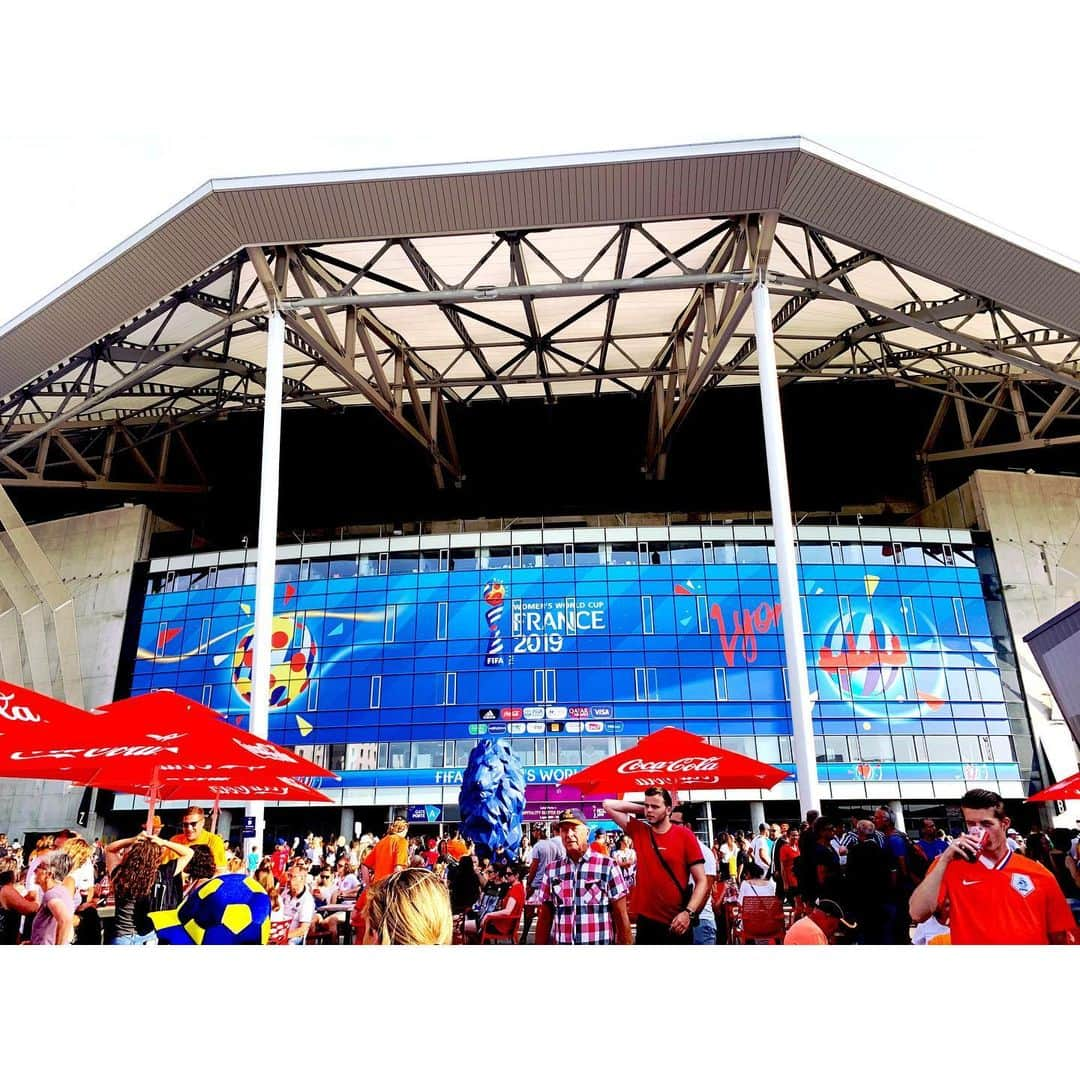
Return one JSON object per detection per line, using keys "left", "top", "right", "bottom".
{"left": 211, "top": 797, "right": 220, "bottom": 836}
{"left": 145, "top": 765, "right": 161, "bottom": 834}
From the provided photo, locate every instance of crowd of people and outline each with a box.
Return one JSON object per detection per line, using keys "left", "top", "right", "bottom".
{"left": 1, "top": 786, "right": 1077, "bottom": 945}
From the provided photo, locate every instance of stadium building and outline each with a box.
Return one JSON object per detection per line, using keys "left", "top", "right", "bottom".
{"left": 0, "top": 138, "right": 1078, "bottom": 846}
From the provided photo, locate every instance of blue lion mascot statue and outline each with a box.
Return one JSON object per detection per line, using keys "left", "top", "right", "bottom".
{"left": 458, "top": 738, "right": 526, "bottom": 860}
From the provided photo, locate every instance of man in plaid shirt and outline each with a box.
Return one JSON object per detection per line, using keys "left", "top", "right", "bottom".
{"left": 532, "top": 808, "right": 631, "bottom": 945}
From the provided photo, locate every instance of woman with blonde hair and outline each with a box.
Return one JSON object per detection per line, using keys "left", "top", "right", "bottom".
{"left": 59, "top": 834, "right": 99, "bottom": 943}
{"left": 24, "top": 836, "right": 54, "bottom": 889}
{"left": 363, "top": 867, "right": 453, "bottom": 945}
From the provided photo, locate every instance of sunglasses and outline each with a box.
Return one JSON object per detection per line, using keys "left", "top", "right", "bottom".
{"left": 181, "top": 820, "right": 201, "bottom": 828}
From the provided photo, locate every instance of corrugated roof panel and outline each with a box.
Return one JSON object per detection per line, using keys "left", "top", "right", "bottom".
{"left": 0, "top": 195, "right": 239, "bottom": 397}
{"left": 4, "top": 142, "right": 1080, "bottom": 418}
{"left": 782, "top": 154, "right": 1080, "bottom": 332}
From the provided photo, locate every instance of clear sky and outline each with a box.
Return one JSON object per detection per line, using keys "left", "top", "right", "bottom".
{"left": 1, "top": 3, "right": 1076, "bottom": 328}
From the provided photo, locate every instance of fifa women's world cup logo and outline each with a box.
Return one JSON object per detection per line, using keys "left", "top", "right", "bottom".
{"left": 483, "top": 581, "right": 506, "bottom": 666}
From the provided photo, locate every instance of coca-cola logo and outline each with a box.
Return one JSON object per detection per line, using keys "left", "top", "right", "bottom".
{"left": 160, "top": 764, "right": 263, "bottom": 772}
{"left": 10, "top": 745, "right": 180, "bottom": 761}
{"left": 616, "top": 756, "right": 722, "bottom": 774}
{"left": 0, "top": 691, "right": 43, "bottom": 724}
{"left": 206, "top": 784, "right": 290, "bottom": 797}
{"left": 233, "top": 739, "right": 294, "bottom": 763}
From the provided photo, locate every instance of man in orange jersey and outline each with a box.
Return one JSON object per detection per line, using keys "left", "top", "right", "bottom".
{"left": 444, "top": 828, "right": 469, "bottom": 862}
{"left": 910, "top": 788, "right": 1076, "bottom": 945}
{"left": 784, "top": 896, "right": 856, "bottom": 945}
{"left": 363, "top": 818, "right": 410, "bottom": 882}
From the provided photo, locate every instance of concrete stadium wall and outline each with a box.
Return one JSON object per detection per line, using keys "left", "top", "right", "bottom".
{"left": 0, "top": 505, "right": 152, "bottom": 840}
{"left": 914, "top": 469, "right": 1080, "bottom": 822}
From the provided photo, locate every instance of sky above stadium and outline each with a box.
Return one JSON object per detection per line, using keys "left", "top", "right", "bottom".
{"left": 1, "top": 4, "right": 1075, "bottom": 328}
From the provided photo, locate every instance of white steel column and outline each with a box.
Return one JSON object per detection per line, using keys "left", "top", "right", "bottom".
{"left": 245, "top": 308, "right": 285, "bottom": 862}
{"left": 339, "top": 807, "right": 355, "bottom": 844}
{"left": 889, "top": 799, "right": 907, "bottom": 835}
{"left": 752, "top": 280, "right": 822, "bottom": 819}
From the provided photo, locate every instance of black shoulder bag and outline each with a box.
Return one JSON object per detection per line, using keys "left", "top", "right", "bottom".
{"left": 646, "top": 827, "right": 699, "bottom": 927}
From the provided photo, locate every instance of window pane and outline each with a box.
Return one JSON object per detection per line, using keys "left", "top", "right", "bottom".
{"left": 411, "top": 741, "right": 444, "bottom": 768}
{"left": 891, "top": 735, "right": 918, "bottom": 762}
{"left": 924, "top": 735, "right": 959, "bottom": 760}
{"left": 798, "top": 542, "right": 833, "bottom": 564}
{"left": 510, "top": 739, "right": 535, "bottom": 765}
{"left": 823, "top": 735, "right": 848, "bottom": 762}
{"left": 858, "top": 735, "right": 893, "bottom": 760}
{"left": 668, "top": 541, "right": 704, "bottom": 565}
{"left": 580, "top": 738, "right": 612, "bottom": 765}
{"left": 448, "top": 548, "right": 478, "bottom": 571}
{"left": 721, "top": 735, "right": 756, "bottom": 757}
{"left": 389, "top": 551, "right": 418, "bottom": 574}
{"left": 558, "top": 739, "right": 582, "bottom": 765}
{"left": 574, "top": 543, "right": 602, "bottom": 566}
{"left": 486, "top": 546, "right": 512, "bottom": 570}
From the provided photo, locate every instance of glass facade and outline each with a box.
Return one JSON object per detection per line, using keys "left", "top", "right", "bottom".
{"left": 124, "top": 528, "right": 1024, "bottom": 794}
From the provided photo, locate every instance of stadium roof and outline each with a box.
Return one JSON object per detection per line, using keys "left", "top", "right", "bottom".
{"left": 1, "top": 136, "right": 1078, "bottom": 496}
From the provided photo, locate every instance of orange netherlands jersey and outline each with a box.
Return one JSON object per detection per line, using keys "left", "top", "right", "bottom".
{"left": 364, "top": 834, "right": 408, "bottom": 881}
{"left": 935, "top": 851, "right": 1076, "bottom": 945}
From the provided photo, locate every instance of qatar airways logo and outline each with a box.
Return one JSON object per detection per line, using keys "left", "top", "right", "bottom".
{"left": 0, "top": 691, "right": 43, "bottom": 724}
{"left": 616, "top": 756, "right": 722, "bottom": 774}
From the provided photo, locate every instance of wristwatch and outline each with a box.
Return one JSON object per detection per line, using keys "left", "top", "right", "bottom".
{"left": 682, "top": 907, "right": 696, "bottom": 917}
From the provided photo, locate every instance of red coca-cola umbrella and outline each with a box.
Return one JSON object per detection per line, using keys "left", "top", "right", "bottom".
{"left": 149, "top": 775, "right": 334, "bottom": 804}
{"left": 0, "top": 685, "right": 333, "bottom": 781}
{"left": 559, "top": 726, "right": 790, "bottom": 795}
{"left": 1026, "top": 771, "right": 1080, "bottom": 802}
{"left": 0, "top": 680, "right": 114, "bottom": 785}
{"left": 96, "top": 773, "right": 336, "bottom": 833}
{"left": 0, "top": 682, "right": 336, "bottom": 828}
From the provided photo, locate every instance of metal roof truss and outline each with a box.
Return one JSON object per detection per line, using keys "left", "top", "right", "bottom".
{"left": 0, "top": 212, "right": 1077, "bottom": 495}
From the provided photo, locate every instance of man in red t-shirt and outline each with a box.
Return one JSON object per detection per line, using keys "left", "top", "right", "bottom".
{"left": 910, "top": 787, "right": 1077, "bottom": 945}
{"left": 270, "top": 838, "right": 291, "bottom": 884}
{"left": 603, "top": 786, "right": 708, "bottom": 944}
{"left": 479, "top": 862, "right": 527, "bottom": 940}
{"left": 422, "top": 837, "right": 439, "bottom": 870}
